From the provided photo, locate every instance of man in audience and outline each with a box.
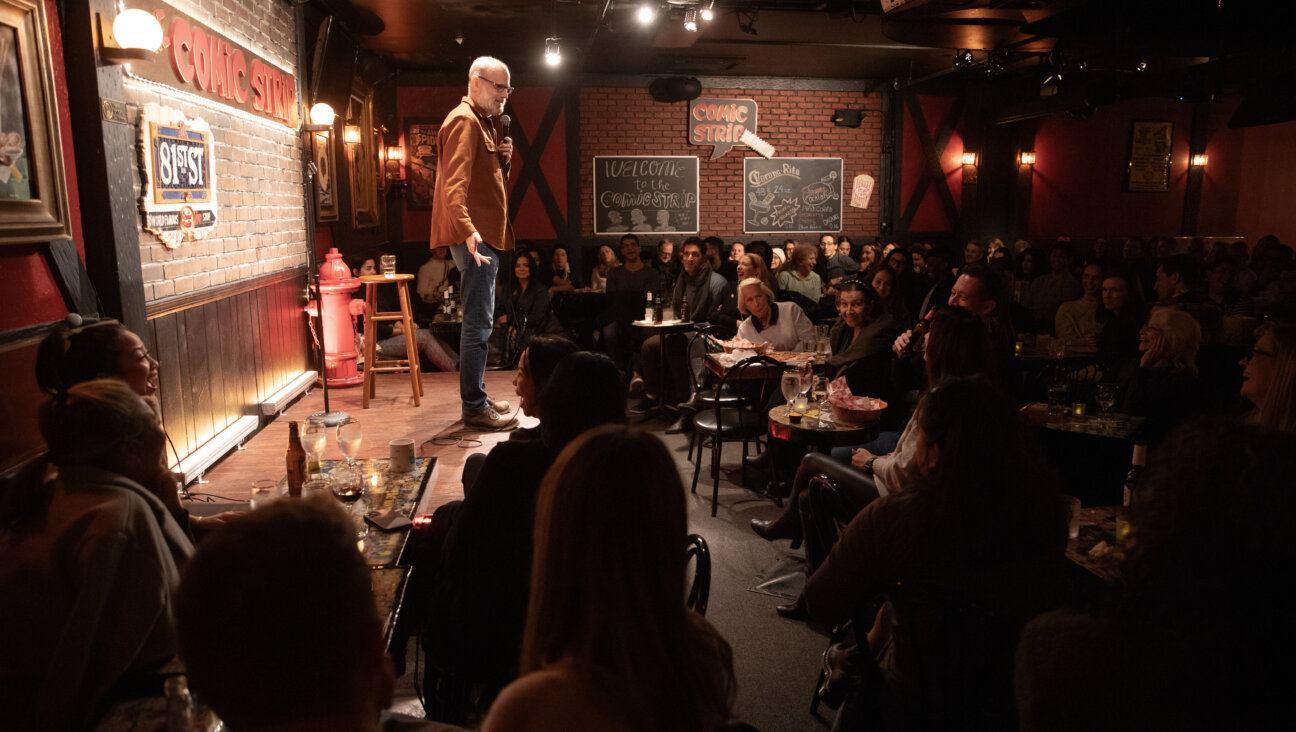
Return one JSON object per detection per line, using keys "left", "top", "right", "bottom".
{"left": 650, "top": 238, "right": 679, "bottom": 293}
{"left": 817, "top": 234, "right": 845, "bottom": 285}
{"left": 964, "top": 239, "right": 986, "bottom": 266}
{"left": 1031, "top": 244, "right": 1083, "bottom": 331}
{"left": 913, "top": 246, "right": 955, "bottom": 320}
{"left": 1154, "top": 253, "right": 1201, "bottom": 305}
{"left": 602, "top": 234, "right": 659, "bottom": 382}
{"left": 1055, "top": 263, "right": 1104, "bottom": 345}
{"left": 174, "top": 500, "right": 460, "bottom": 731}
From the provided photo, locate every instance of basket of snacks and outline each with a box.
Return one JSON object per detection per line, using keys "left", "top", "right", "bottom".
{"left": 718, "top": 338, "right": 772, "bottom": 355}
{"left": 826, "top": 376, "right": 887, "bottom": 425}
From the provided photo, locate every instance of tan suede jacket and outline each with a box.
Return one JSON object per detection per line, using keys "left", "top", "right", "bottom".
{"left": 429, "top": 96, "right": 515, "bottom": 251}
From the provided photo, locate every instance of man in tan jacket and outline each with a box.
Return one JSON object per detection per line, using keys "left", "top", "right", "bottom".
{"left": 431, "top": 56, "right": 518, "bottom": 430}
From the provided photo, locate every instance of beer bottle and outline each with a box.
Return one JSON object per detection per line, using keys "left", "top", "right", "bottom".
{"left": 644, "top": 291, "right": 654, "bottom": 322}
{"left": 653, "top": 291, "right": 663, "bottom": 324}
{"left": 1116, "top": 441, "right": 1147, "bottom": 540}
{"left": 286, "top": 421, "right": 306, "bottom": 497}
{"left": 901, "top": 310, "right": 934, "bottom": 358}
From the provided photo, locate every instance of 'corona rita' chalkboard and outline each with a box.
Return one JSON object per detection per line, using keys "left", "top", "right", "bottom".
{"left": 743, "top": 157, "right": 843, "bottom": 234}
{"left": 593, "top": 156, "right": 699, "bottom": 236}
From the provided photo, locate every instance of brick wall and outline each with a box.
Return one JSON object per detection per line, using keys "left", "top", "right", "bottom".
{"left": 578, "top": 83, "right": 883, "bottom": 244}
{"left": 127, "top": 0, "right": 304, "bottom": 302}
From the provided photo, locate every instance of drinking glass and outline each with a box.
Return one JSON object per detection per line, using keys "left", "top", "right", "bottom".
{"left": 1046, "top": 382, "right": 1069, "bottom": 417}
{"left": 813, "top": 377, "right": 832, "bottom": 427}
{"left": 1095, "top": 383, "right": 1118, "bottom": 418}
{"left": 815, "top": 336, "right": 830, "bottom": 361}
{"left": 330, "top": 467, "right": 365, "bottom": 509}
{"left": 663, "top": 304, "right": 675, "bottom": 322}
{"left": 337, "top": 420, "right": 363, "bottom": 468}
{"left": 250, "top": 479, "right": 278, "bottom": 510}
{"left": 380, "top": 254, "right": 397, "bottom": 275}
{"left": 302, "top": 420, "right": 328, "bottom": 475}
{"left": 780, "top": 371, "right": 801, "bottom": 406}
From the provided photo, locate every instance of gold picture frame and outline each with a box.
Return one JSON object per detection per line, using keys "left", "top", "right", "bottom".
{"left": 312, "top": 129, "right": 337, "bottom": 222}
{"left": 1125, "top": 120, "right": 1173, "bottom": 193}
{"left": 346, "top": 78, "right": 381, "bottom": 229}
{"left": 0, "top": 0, "right": 70, "bottom": 245}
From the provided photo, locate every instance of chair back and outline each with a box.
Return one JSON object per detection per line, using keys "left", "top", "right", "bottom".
{"left": 714, "top": 355, "right": 783, "bottom": 417}
{"left": 685, "top": 533, "right": 711, "bottom": 615}
{"left": 687, "top": 325, "right": 726, "bottom": 395}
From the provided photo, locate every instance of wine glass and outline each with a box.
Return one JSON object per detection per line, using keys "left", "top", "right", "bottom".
{"left": 798, "top": 363, "right": 814, "bottom": 399}
{"left": 780, "top": 371, "right": 801, "bottom": 407}
{"left": 337, "top": 420, "right": 363, "bottom": 469}
{"left": 1095, "top": 383, "right": 1118, "bottom": 418}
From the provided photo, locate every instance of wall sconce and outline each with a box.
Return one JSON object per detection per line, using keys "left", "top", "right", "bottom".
{"left": 99, "top": 6, "right": 163, "bottom": 64}
{"left": 309, "top": 103, "right": 336, "bottom": 127}
{"left": 386, "top": 145, "right": 404, "bottom": 164}
{"left": 1191, "top": 153, "right": 1208, "bottom": 167}
{"left": 544, "top": 38, "right": 561, "bottom": 67}
{"left": 961, "top": 152, "right": 977, "bottom": 166}
{"left": 344, "top": 125, "right": 361, "bottom": 145}
{"left": 1020, "top": 151, "right": 1036, "bottom": 165}
{"left": 962, "top": 151, "right": 978, "bottom": 184}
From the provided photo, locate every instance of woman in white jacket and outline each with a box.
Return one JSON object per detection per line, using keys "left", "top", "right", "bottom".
{"left": 734, "top": 277, "right": 816, "bottom": 352}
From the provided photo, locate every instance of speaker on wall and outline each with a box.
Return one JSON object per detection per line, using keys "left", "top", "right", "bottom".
{"left": 649, "top": 77, "right": 703, "bottom": 103}
{"left": 310, "top": 16, "right": 358, "bottom": 112}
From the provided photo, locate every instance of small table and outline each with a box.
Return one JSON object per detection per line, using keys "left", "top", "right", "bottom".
{"left": 768, "top": 403, "right": 879, "bottom": 450}
{"left": 312, "top": 457, "right": 436, "bottom": 567}
{"left": 1022, "top": 403, "right": 1145, "bottom": 440}
{"left": 631, "top": 319, "right": 695, "bottom": 411}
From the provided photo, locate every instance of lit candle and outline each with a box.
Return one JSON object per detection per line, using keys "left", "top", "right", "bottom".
{"left": 1014, "top": 340, "right": 1023, "bottom": 356}
{"left": 1072, "top": 402, "right": 1086, "bottom": 417}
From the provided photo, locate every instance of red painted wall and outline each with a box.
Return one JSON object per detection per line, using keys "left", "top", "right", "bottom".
{"left": 0, "top": 0, "right": 84, "bottom": 332}
{"left": 1232, "top": 117, "right": 1296, "bottom": 246}
{"left": 1028, "top": 98, "right": 1195, "bottom": 241}
{"left": 901, "top": 95, "right": 964, "bottom": 234}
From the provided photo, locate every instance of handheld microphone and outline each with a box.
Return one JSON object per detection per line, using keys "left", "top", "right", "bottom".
{"left": 499, "top": 114, "right": 512, "bottom": 175}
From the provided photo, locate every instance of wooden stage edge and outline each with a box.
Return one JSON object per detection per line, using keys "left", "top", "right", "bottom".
{"left": 188, "top": 370, "right": 529, "bottom": 515}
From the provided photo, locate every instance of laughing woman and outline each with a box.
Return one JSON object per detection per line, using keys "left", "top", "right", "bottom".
{"left": 825, "top": 279, "right": 903, "bottom": 397}
{"left": 734, "top": 277, "right": 815, "bottom": 352}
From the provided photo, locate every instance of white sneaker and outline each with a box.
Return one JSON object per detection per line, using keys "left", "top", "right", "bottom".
{"left": 462, "top": 407, "right": 519, "bottom": 432}
{"left": 486, "top": 395, "right": 511, "bottom": 413}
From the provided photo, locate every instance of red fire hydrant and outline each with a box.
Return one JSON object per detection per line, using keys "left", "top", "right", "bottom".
{"left": 306, "top": 248, "right": 364, "bottom": 387}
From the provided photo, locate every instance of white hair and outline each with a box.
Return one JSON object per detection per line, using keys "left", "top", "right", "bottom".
{"left": 468, "top": 56, "right": 508, "bottom": 93}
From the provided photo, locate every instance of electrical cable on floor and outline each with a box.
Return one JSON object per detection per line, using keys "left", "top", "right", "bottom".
{"left": 422, "top": 402, "right": 523, "bottom": 448}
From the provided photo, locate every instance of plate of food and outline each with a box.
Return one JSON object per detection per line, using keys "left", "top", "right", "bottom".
{"left": 826, "top": 376, "right": 886, "bottom": 425}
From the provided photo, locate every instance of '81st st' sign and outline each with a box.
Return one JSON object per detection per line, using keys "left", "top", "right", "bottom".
{"left": 139, "top": 104, "right": 218, "bottom": 248}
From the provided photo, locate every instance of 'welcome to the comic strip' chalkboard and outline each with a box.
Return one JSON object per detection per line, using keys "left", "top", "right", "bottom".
{"left": 593, "top": 156, "right": 699, "bottom": 236}
{"left": 743, "top": 157, "right": 843, "bottom": 234}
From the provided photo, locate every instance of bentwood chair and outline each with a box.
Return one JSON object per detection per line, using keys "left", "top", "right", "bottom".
{"left": 686, "top": 325, "right": 742, "bottom": 462}
{"left": 691, "top": 355, "right": 782, "bottom": 516}
{"left": 685, "top": 533, "right": 711, "bottom": 616}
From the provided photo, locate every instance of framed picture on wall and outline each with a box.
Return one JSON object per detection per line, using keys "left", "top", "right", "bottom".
{"left": 1126, "top": 120, "right": 1173, "bottom": 193}
{"left": 346, "top": 78, "right": 382, "bottom": 229}
{"left": 312, "top": 129, "right": 337, "bottom": 221}
{"left": 404, "top": 119, "right": 439, "bottom": 210}
{"left": 0, "top": 0, "right": 70, "bottom": 245}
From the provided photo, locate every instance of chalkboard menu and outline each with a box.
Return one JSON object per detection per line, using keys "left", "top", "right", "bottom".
{"left": 743, "top": 157, "right": 843, "bottom": 234}
{"left": 593, "top": 156, "right": 699, "bottom": 236}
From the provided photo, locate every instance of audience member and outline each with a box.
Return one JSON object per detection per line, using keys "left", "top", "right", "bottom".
{"left": 1095, "top": 268, "right": 1147, "bottom": 371}
{"left": 1153, "top": 253, "right": 1200, "bottom": 304}
{"left": 734, "top": 277, "right": 815, "bottom": 352}
{"left": 836, "top": 237, "right": 862, "bottom": 277}
{"left": 826, "top": 280, "right": 902, "bottom": 397}
{"left": 639, "top": 238, "right": 726, "bottom": 411}
{"left": 746, "top": 239, "right": 773, "bottom": 270}
{"left": 770, "top": 247, "right": 787, "bottom": 271}
{"left": 805, "top": 377, "right": 1066, "bottom": 727}
{"left": 548, "top": 244, "right": 582, "bottom": 293}
{"left": 776, "top": 243, "right": 823, "bottom": 309}
{"left": 496, "top": 252, "right": 553, "bottom": 364}
{"left": 1030, "top": 244, "right": 1083, "bottom": 330}
{"left": 1055, "top": 263, "right": 1104, "bottom": 345}
{"left": 422, "top": 353, "right": 626, "bottom": 724}
{"left": 913, "top": 246, "right": 955, "bottom": 320}
{"left": 651, "top": 238, "right": 680, "bottom": 293}
{"left": 418, "top": 246, "right": 459, "bottom": 304}
{"left": 1116, "top": 307, "right": 1202, "bottom": 447}
{"left": 867, "top": 264, "right": 911, "bottom": 327}
{"left": 1122, "top": 236, "right": 1156, "bottom": 300}
{"left": 707, "top": 253, "right": 772, "bottom": 338}
{"left": 817, "top": 234, "right": 845, "bottom": 285}
{"left": 483, "top": 426, "right": 735, "bottom": 732}
{"left": 589, "top": 243, "right": 619, "bottom": 293}
{"left": 174, "top": 499, "right": 464, "bottom": 732}
{"left": 1015, "top": 419, "right": 1296, "bottom": 731}
{"left": 1204, "top": 256, "right": 1253, "bottom": 317}
{"left": 1242, "top": 322, "right": 1296, "bottom": 432}
{"left": 0, "top": 380, "right": 194, "bottom": 730}
{"left": 963, "top": 239, "right": 986, "bottom": 265}
{"left": 600, "top": 234, "right": 657, "bottom": 377}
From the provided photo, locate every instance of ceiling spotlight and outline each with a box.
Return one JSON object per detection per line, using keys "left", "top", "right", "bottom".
{"left": 984, "top": 52, "right": 1006, "bottom": 77}
{"left": 701, "top": 1, "right": 715, "bottom": 22}
{"left": 544, "top": 38, "right": 561, "bottom": 66}
{"left": 684, "top": 9, "right": 698, "bottom": 32}
{"left": 952, "top": 49, "right": 974, "bottom": 68}
{"left": 1136, "top": 60, "right": 1148, "bottom": 72}
{"left": 637, "top": 4, "right": 656, "bottom": 25}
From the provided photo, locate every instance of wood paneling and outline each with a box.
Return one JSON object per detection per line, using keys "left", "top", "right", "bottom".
{"left": 149, "top": 272, "right": 311, "bottom": 463}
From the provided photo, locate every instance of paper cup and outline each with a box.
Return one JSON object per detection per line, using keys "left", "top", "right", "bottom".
{"left": 389, "top": 438, "right": 414, "bottom": 472}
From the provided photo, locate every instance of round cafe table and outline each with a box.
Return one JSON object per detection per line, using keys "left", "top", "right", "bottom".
{"left": 631, "top": 319, "right": 695, "bottom": 412}
{"left": 768, "top": 403, "right": 879, "bottom": 451}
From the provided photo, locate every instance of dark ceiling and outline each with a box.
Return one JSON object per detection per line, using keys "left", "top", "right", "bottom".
{"left": 309, "top": 1, "right": 1296, "bottom": 116}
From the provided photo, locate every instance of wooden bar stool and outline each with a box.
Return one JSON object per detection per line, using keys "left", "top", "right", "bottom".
{"left": 358, "top": 273, "right": 423, "bottom": 408}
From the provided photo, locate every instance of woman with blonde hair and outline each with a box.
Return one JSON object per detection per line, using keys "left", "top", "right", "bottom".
{"left": 588, "top": 244, "right": 619, "bottom": 293}
{"left": 1241, "top": 322, "right": 1296, "bottom": 433}
{"left": 734, "top": 277, "right": 815, "bottom": 351}
{"left": 484, "top": 426, "right": 735, "bottom": 732}
{"left": 1116, "top": 306, "right": 1203, "bottom": 446}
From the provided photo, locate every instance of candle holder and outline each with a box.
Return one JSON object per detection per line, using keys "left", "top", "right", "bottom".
{"left": 1072, "top": 401, "right": 1086, "bottom": 417}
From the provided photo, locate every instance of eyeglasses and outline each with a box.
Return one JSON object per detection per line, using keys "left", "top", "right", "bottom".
{"left": 474, "top": 76, "right": 515, "bottom": 94}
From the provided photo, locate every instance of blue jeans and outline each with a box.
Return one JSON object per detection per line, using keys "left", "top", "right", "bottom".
{"left": 451, "top": 242, "right": 501, "bottom": 413}
{"left": 829, "top": 430, "right": 901, "bottom": 464}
